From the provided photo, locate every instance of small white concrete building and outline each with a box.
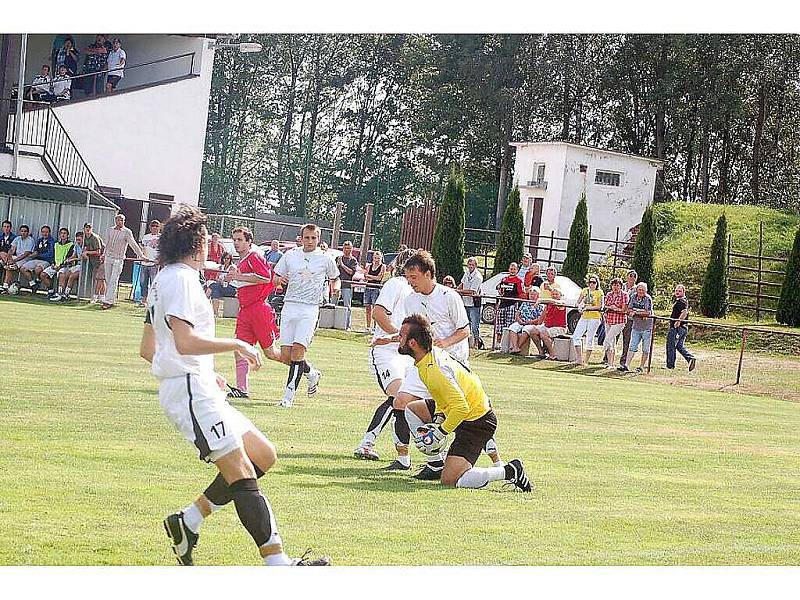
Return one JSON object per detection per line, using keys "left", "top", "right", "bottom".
{"left": 511, "top": 141, "right": 663, "bottom": 264}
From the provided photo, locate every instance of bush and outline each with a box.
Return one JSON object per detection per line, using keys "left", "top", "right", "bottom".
{"left": 699, "top": 213, "right": 729, "bottom": 318}
{"left": 431, "top": 165, "right": 466, "bottom": 283}
{"left": 562, "top": 191, "right": 589, "bottom": 284}
{"left": 776, "top": 226, "right": 800, "bottom": 327}
{"left": 493, "top": 185, "right": 524, "bottom": 276}
{"left": 631, "top": 205, "right": 656, "bottom": 292}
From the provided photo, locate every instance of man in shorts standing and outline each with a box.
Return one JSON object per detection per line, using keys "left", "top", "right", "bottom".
{"left": 139, "top": 206, "right": 330, "bottom": 566}
{"left": 273, "top": 224, "right": 340, "bottom": 408}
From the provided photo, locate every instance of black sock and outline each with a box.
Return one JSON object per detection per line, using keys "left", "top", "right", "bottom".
{"left": 366, "top": 397, "right": 394, "bottom": 438}
{"left": 286, "top": 362, "right": 303, "bottom": 390}
{"left": 392, "top": 408, "right": 410, "bottom": 445}
{"left": 229, "top": 478, "right": 273, "bottom": 547}
{"left": 504, "top": 464, "right": 515, "bottom": 480}
{"left": 203, "top": 465, "right": 265, "bottom": 507}
{"left": 301, "top": 360, "right": 311, "bottom": 374}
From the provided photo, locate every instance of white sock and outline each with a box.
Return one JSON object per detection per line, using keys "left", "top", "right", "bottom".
{"left": 64, "top": 287, "right": 71, "bottom": 296}
{"left": 182, "top": 503, "right": 204, "bottom": 533}
{"left": 493, "top": 460, "right": 506, "bottom": 468}
{"left": 456, "top": 466, "right": 507, "bottom": 489}
{"left": 397, "top": 455, "right": 411, "bottom": 467}
{"left": 361, "top": 432, "right": 376, "bottom": 447}
{"left": 264, "top": 551, "right": 293, "bottom": 566}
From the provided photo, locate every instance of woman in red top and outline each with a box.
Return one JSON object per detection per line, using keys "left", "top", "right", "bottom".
{"left": 205, "top": 232, "right": 224, "bottom": 281}
{"left": 494, "top": 262, "right": 524, "bottom": 346}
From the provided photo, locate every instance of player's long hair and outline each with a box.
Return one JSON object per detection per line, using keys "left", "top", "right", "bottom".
{"left": 393, "top": 247, "right": 416, "bottom": 277}
{"left": 159, "top": 206, "right": 208, "bottom": 265}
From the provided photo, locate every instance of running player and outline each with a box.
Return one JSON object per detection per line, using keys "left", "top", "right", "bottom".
{"left": 395, "top": 251, "right": 502, "bottom": 480}
{"left": 272, "top": 224, "right": 339, "bottom": 408}
{"left": 225, "top": 226, "right": 282, "bottom": 399}
{"left": 139, "top": 206, "right": 330, "bottom": 566}
{"left": 353, "top": 248, "right": 416, "bottom": 469}
{"left": 398, "top": 313, "right": 532, "bottom": 492}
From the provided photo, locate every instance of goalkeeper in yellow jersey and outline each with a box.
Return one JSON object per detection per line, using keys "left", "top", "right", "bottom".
{"left": 397, "top": 313, "right": 532, "bottom": 491}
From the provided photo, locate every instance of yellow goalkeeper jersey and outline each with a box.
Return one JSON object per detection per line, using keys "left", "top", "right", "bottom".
{"left": 415, "top": 347, "right": 490, "bottom": 433}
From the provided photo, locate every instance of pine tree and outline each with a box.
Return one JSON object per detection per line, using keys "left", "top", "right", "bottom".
{"left": 561, "top": 191, "right": 590, "bottom": 284}
{"left": 631, "top": 204, "right": 656, "bottom": 292}
{"left": 493, "top": 185, "right": 524, "bottom": 276}
{"left": 699, "top": 213, "right": 729, "bottom": 318}
{"left": 776, "top": 226, "right": 800, "bottom": 327}
{"left": 431, "top": 165, "right": 466, "bottom": 283}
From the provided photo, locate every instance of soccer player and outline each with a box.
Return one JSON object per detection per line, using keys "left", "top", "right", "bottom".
{"left": 225, "top": 226, "right": 283, "bottom": 398}
{"left": 353, "top": 248, "right": 416, "bottom": 469}
{"left": 395, "top": 250, "right": 502, "bottom": 480}
{"left": 272, "top": 224, "right": 340, "bottom": 408}
{"left": 139, "top": 206, "right": 330, "bottom": 566}
{"left": 398, "top": 313, "right": 532, "bottom": 492}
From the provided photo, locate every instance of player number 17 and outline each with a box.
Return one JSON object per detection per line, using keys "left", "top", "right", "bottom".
{"left": 210, "top": 421, "right": 226, "bottom": 439}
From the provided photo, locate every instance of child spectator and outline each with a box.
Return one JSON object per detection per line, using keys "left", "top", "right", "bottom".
{"left": 507, "top": 286, "right": 544, "bottom": 355}
{"left": 602, "top": 277, "right": 628, "bottom": 370}
{"left": 571, "top": 275, "right": 604, "bottom": 366}
{"left": 529, "top": 285, "right": 568, "bottom": 359}
{"left": 51, "top": 231, "right": 84, "bottom": 302}
{"left": 105, "top": 38, "right": 126, "bottom": 92}
{"left": 517, "top": 253, "right": 533, "bottom": 286}
{"left": 139, "top": 219, "right": 161, "bottom": 306}
{"left": 524, "top": 262, "right": 543, "bottom": 291}
{"left": 494, "top": 262, "right": 524, "bottom": 346}
{"left": 51, "top": 64, "right": 72, "bottom": 102}
{"left": 27, "top": 65, "right": 52, "bottom": 101}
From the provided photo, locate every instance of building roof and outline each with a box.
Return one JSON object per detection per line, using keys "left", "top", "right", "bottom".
{"left": 0, "top": 177, "right": 118, "bottom": 210}
{"left": 510, "top": 141, "right": 665, "bottom": 166}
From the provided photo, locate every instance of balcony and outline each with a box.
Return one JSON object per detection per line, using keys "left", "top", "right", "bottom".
{"left": 522, "top": 179, "right": 548, "bottom": 190}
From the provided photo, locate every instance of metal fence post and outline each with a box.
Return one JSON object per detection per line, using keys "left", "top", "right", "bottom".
{"left": 646, "top": 315, "right": 656, "bottom": 373}
{"left": 548, "top": 230, "right": 554, "bottom": 267}
{"left": 736, "top": 328, "right": 748, "bottom": 385}
{"left": 756, "top": 222, "right": 763, "bottom": 322}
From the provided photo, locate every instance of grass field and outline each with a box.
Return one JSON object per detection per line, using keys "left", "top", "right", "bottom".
{"left": 1, "top": 296, "right": 799, "bottom": 565}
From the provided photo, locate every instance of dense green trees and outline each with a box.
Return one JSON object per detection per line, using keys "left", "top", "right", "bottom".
{"left": 562, "top": 192, "right": 590, "bottom": 284}
{"left": 631, "top": 205, "right": 656, "bottom": 292}
{"left": 776, "top": 226, "right": 800, "bottom": 327}
{"left": 699, "top": 214, "right": 729, "bottom": 318}
{"left": 431, "top": 166, "right": 466, "bottom": 283}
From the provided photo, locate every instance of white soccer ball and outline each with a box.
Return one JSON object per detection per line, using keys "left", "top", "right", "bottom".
{"left": 8, "top": 283, "right": 19, "bottom": 295}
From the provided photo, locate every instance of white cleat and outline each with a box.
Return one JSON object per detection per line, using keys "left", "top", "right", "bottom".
{"left": 306, "top": 368, "right": 321, "bottom": 396}
{"left": 279, "top": 395, "right": 294, "bottom": 408}
{"left": 353, "top": 444, "right": 380, "bottom": 461}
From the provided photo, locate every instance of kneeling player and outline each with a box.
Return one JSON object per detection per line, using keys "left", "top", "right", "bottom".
{"left": 139, "top": 206, "right": 330, "bottom": 566}
{"left": 397, "top": 313, "right": 532, "bottom": 491}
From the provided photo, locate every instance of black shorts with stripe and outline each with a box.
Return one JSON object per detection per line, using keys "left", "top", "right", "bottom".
{"left": 448, "top": 410, "right": 498, "bottom": 466}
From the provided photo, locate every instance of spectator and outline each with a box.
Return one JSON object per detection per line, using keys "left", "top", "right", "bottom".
{"left": 363, "top": 250, "right": 386, "bottom": 331}
{"left": 1, "top": 221, "right": 23, "bottom": 293}
{"left": 55, "top": 37, "right": 79, "bottom": 77}
{"left": 336, "top": 240, "right": 358, "bottom": 308}
{"left": 2, "top": 224, "right": 36, "bottom": 291}
{"left": 18, "top": 225, "right": 55, "bottom": 292}
{"left": 319, "top": 241, "right": 329, "bottom": 252}
{"left": 51, "top": 64, "right": 72, "bottom": 102}
{"left": 571, "top": 275, "right": 604, "bottom": 366}
{"left": 494, "top": 262, "right": 524, "bottom": 346}
{"left": 205, "top": 232, "right": 224, "bottom": 282}
{"left": 27, "top": 65, "right": 52, "bottom": 101}
{"left": 442, "top": 275, "right": 456, "bottom": 288}
{"left": 666, "top": 283, "right": 697, "bottom": 372}
{"left": 207, "top": 252, "right": 236, "bottom": 317}
{"left": 540, "top": 266, "right": 558, "bottom": 299}
{"left": 105, "top": 38, "right": 126, "bottom": 93}
{"left": 139, "top": 219, "right": 161, "bottom": 307}
{"left": 457, "top": 256, "right": 484, "bottom": 350}
{"left": 0, "top": 220, "right": 16, "bottom": 276}
{"left": 82, "top": 34, "right": 112, "bottom": 96}
{"left": 101, "top": 213, "right": 146, "bottom": 310}
{"left": 524, "top": 262, "right": 543, "bottom": 291}
{"left": 264, "top": 239, "right": 283, "bottom": 265}
{"left": 617, "top": 269, "right": 638, "bottom": 367}
{"left": 82, "top": 222, "right": 105, "bottom": 303}
{"left": 507, "top": 286, "right": 544, "bottom": 355}
{"left": 619, "top": 282, "right": 654, "bottom": 373}
{"left": 529, "top": 285, "right": 568, "bottom": 359}
{"left": 295, "top": 235, "right": 303, "bottom": 247}
{"left": 517, "top": 253, "right": 533, "bottom": 285}
{"left": 602, "top": 277, "right": 628, "bottom": 370}
{"left": 51, "top": 230, "right": 84, "bottom": 302}
{"left": 41, "top": 227, "right": 74, "bottom": 298}
{"left": 50, "top": 34, "right": 72, "bottom": 72}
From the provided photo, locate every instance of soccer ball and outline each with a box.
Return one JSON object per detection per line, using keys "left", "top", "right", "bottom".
{"left": 8, "top": 283, "right": 19, "bottom": 295}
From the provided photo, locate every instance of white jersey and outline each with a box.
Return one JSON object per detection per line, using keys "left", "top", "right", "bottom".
{"left": 274, "top": 246, "right": 339, "bottom": 306}
{"left": 372, "top": 275, "right": 413, "bottom": 342}
{"left": 148, "top": 263, "right": 216, "bottom": 379}
{"left": 404, "top": 283, "right": 470, "bottom": 365}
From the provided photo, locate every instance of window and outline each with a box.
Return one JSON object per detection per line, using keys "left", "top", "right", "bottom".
{"left": 531, "top": 163, "right": 546, "bottom": 183}
{"left": 595, "top": 170, "right": 621, "bottom": 187}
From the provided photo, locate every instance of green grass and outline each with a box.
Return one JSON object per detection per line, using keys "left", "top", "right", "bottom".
{"left": 1, "top": 296, "right": 799, "bottom": 565}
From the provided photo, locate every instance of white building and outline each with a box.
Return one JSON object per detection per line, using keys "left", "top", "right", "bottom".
{"left": 511, "top": 141, "right": 663, "bottom": 264}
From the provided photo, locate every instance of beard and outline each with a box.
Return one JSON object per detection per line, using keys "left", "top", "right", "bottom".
{"left": 397, "top": 343, "right": 413, "bottom": 357}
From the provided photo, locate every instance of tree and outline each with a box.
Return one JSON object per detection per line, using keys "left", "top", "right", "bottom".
{"left": 699, "top": 213, "right": 729, "bottom": 318}
{"left": 631, "top": 205, "right": 656, "bottom": 291}
{"left": 431, "top": 166, "right": 466, "bottom": 283}
{"left": 776, "top": 226, "right": 800, "bottom": 327}
{"left": 561, "top": 191, "right": 590, "bottom": 284}
{"left": 493, "top": 185, "right": 524, "bottom": 276}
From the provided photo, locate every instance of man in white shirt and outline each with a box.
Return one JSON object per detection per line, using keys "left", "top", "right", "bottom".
{"left": 138, "top": 219, "right": 161, "bottom": 306}
{"left": 101, "top": 213, "right": 146, "bottom": 309}
{"left": 394, "top": 250, "right": 502, "bottom": 480}
{"left": 353, "top": 248, "right": 416, "bottom": 469}
{"left": 26, "top": 64, "right": 52, "bottom": 101}
{"left": 51, "top": 64, "right": 71, "bottom": 102}
{"left": 457, "top": 256, "right": 484, "bottom": 349}
{"left": 273, "top": 223, "right": 340, "bottom": 407}
{"left": 105, "top": 37, "right": 126, "bottom": 92}
{"left": 1, "top": 224, "right": 35, "bottom": 291}
{"left": 139, "top": 206, "right": 330, "bottom": 567}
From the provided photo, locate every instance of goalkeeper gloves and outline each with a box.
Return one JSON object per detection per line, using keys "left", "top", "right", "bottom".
{"left": 414, "top": 423, "right": 447, "bottom": 455}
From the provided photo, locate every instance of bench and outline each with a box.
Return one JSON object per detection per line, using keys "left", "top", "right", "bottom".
{"left": 499, "top": 328, "right": 580, "bottom": 361}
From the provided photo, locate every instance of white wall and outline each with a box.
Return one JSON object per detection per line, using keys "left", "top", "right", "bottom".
{"left": 0, "top": 153, "right": 54, "bottom": 182}
{"left": 50, "top": 40, "right": 214, "bottom": 205}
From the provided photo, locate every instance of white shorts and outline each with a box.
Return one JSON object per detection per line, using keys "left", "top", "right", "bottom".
{"left": 369, "top": 343, "right": 413, "bottom": 393}
{"left": 58, "top": 264, "right": 81, "bottom": 275}
{"left": 279, "top": 302, "right": 319, "bottom": 348}
{"left": 507, "top": 322, "right": 525, "bottom": 334}
{"left": 533, "top": 323, "right": 567, "bottom": 338}
{"left": 397, "top": 366, "right": 432, "bottom": 400}
{"left": 19, "top": 259, "right": 49, "bottom": 271}
{"left": 43, "top": 265, "right": 58, "bottom": 277}
{"left": 159, "top": 373, "right": 258, "bottom": 462}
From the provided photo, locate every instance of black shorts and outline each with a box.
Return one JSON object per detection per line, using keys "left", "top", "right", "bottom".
{"left": 106, "top": 75, "right": 121, "bottom": 89}
{"left": 449, "top": 410, "right": 498, "bottom": 466}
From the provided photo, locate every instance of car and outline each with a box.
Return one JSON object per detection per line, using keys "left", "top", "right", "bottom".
{"left": 477, "top": 273, "right": 583, "bottom": 333}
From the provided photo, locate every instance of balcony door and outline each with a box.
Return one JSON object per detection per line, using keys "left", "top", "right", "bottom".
{"left": 528, "top": 197, "right": 544, "bottom": 260}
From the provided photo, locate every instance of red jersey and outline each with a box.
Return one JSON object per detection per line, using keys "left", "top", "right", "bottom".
{"left": 236, "top": 249, "right": 275, "bottom": 308}
{"left": 543, "top": 303, "right": 567, "bottom": 328}
{"left": 205, "top": 241, "right": 224, "bottom": 281}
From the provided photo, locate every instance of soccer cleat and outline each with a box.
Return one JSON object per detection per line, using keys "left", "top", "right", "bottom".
{"left": 291, "top": 549, "right": 332, "bottom": 566}
{"left": 353, "top": 444, "right": 380, "bottom": 461}
{"left": 278, "top": 394, "right": 294, "bottom": 408}
{"left": 617, "top": 364, "right": 630, "bottom": 372}
{"left": 163, "top": 512, "right": 198, "bottom": 566}
{"left": 412, "top": 464, "right": 443, "bottom": 480}
{"left": 382, "top": 460, "right": 411, "bottom": 471}
{"left": 306, "top": 368, "right": 321, "bottom": 396}
{"left": 49, "top": 293, "right": 62, "bottom": 302}
{"left": 226, "top": 385, "right": 249, "bottom": 399}
{"left": 30, "top": 281, "right": 40, "bottom": 293}
{"left": 688, "top": 358, "right": 697, "bottom": 372}
{"left": 506, "top": 459, "right": 533, "bottom": 493}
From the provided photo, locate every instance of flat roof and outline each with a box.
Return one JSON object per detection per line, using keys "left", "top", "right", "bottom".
{"left": 0, "top": 177, "right": 119, "bottom": 209}
{"left": 511, "top": 141, "right": 664, "bottom": 165}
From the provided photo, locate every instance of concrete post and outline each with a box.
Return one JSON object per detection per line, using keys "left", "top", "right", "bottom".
{"left": 360, "top": 203, "right": 374, "bottom": 265}
{"left": 331, "top": 202, "right": 343, "bottom": 249}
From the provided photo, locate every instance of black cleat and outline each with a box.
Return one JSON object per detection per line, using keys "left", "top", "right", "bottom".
{"left": 412, "top": 464, "right": 443, "bottom": 480}
{"left": 382, "top": 460, "right": 411, "bottom": 471}
{"left": 226, "top": 385, "right": 249, "bottom": 399}
{"left": 163, "top": 512, "right": 198, "bottom": 565}
{"left": 505, "top": 459, "right": 533, "bottom": 492}
{"left": 292, "top": 549, "right": 332, "bottom": 566}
